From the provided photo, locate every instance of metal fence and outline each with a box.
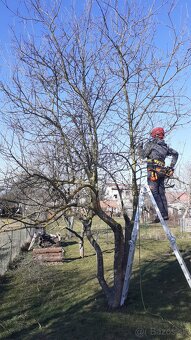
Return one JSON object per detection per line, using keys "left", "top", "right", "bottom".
{"left": 0, "top": 226, "right": 35, "bottom": 276}
{"left": 179, "top": 218, "right": 191, "bottom": 233}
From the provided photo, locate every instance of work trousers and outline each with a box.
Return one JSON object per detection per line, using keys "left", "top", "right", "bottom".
{"left": 148, "top": 176, "right": 168, "bottom": 219}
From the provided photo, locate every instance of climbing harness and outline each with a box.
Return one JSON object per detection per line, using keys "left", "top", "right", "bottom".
{"left": 147, "top": 159, "right": 165, "bottom": 167}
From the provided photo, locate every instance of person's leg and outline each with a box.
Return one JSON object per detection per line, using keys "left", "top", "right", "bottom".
{"left": 158, "top": 178, "right": 168, "bottom": 219}
{"left": 148, "top": 178, "right": 167, "bottom": 219}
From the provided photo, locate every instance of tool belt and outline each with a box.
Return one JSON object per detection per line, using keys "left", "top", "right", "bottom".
{"left": 147, "top": 160, "right": 173, "bottom": 182}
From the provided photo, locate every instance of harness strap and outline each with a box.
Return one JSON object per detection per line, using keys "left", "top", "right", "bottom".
{"left": 147, "top": 159, "right": 165, "bottom": 167}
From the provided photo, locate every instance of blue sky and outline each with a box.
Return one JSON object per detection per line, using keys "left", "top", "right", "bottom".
{"left": 0, "top": 0, "right": 191, "bottom": 170}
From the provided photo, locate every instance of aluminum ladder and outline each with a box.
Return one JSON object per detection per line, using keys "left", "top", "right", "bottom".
{"left": 120, "top": 185, "right": 191, "bottom": 306}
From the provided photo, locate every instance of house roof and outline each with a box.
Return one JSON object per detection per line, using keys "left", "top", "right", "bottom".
{"left": 106, "top": 183, "right": 129, "bottom": 190}
{"left": 100, "top": 200, "right": 120, "bottom": 209}
{"left": 166, "top": 191, "right": 189, "bottom": 204}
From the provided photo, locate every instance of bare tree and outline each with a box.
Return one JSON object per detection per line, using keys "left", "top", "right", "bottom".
{"left": 96, "top": 0, "right": 191, "bottom": 213}
{"left": 0, "top": 0, "right": 191, "bottom": 308}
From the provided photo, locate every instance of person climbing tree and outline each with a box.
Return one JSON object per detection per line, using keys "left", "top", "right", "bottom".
{"left": 138, "top": 127, "right": 178, "bottom": 223}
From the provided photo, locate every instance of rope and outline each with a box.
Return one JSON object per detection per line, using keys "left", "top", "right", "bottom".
{"left": 137, "top": 203, "right": 186, "bottom": 334}
{"left": 138, "top": 217, "right": 147, "bottom": 313}
{"left": 136, "top": 150, "right": 189, "bottom": 333}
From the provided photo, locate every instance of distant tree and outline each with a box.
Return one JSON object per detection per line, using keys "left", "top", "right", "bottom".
{"left": 0, "top": 0, "right": 191, "bottom": 308}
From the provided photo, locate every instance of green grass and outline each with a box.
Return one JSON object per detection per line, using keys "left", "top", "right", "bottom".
{"left": 0, "top": 220, "right": 191, "bottom": 339}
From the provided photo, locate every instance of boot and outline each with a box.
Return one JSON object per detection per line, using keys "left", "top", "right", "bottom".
{"left": 149, "top": 217, "right": 160, "bottom": 224}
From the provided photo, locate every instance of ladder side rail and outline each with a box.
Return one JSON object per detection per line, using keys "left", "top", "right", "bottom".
{"left": 145, "top": 185, "right": 174, "bottom": 239}
{"left": 146, "top": 184, "right": 191, "bottom": 288}
{"left": 120, "top": 188, "right": 145, "bottom": 306}
{"left": 167, "top": 240, "right": 191, "bottom": 288}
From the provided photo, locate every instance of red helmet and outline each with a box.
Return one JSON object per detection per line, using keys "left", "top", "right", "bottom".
{"left": 151, "top": 127, "right": 165, "bottom": 139}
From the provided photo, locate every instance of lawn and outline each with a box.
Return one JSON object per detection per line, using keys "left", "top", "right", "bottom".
{"left": 0, "top": 219, "right": 191, "bottom": 340}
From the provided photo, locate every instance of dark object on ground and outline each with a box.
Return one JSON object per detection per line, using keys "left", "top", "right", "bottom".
{"left": 28, "top": 230, "right": 61, "bottom": 250}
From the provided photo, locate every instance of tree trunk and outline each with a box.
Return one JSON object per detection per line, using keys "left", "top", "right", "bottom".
{"left": 65, "top": 227, "right": 84, "bottom": 258}
{"left": 79, "top": 226, "right": 85, "bottom": 258}
{"left": 89, "top": 193, "right": 125, "bottom": 308}
{"left": 83, "top": 218, "right": 113, "bottom": 304}
{"left": 64, "top": 216, "right": 74, "bottom": 239}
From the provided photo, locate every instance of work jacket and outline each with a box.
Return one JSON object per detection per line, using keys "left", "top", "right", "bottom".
{"left": 139, "top": 138, "right": 178, "bottom": 168}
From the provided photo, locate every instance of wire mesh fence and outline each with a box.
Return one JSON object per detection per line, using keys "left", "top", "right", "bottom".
{"left": 179, "top": 218, "right": 191, "bottom": 233}
{"left": 0, "top": 226, "right": 35, "bottom": 276}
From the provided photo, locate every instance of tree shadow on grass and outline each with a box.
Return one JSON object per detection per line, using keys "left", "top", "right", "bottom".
{"left": 0, "top": 251, "right": 191, "bottom": 340}
{"left": 0, "top": 275, "right": 12, "bottom": 301}
{"left": 0, "top": 246, "right": 11, "bottom": 261}
{"left": 102, "top": 248, "right": 115, "bottom": 254}
{"left": 64, "top": 249, "right": 115, "bottom": 262}
{"left": 64, "top": 257, "right": 82, "bottom": 262}
{"left": 64, "top": 253, "right": 96, "bottom": 263}
{"left": 124, "top": 253, "right": 191, "bottom": 338}
{"left": 61, "top": 240, "right": 78, "bottom": 247}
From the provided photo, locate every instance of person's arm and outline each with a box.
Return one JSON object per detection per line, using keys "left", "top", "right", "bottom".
{"left": 139, "top": 140, "right": 154, "bottom": 159}
{"left": 167, "top": 147, "right": 179, "bottom": 168}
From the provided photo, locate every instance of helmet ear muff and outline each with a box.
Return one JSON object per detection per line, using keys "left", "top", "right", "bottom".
{"left": 156, "top": 133, "right": 164, "bottom": 139}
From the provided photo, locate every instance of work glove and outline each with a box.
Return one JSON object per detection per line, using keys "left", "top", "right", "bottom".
{"left": 166, "top": 166, "right": 174, "bottom": 177}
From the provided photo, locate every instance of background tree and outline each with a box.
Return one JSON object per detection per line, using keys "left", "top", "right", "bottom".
{"left": 0, "top": 0, "right": 191, "bottom": 308}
